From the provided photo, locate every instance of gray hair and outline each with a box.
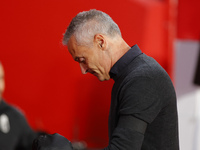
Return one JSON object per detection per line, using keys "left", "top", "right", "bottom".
{"left": 63, "top": 9, "right": 121, "bottom": 46}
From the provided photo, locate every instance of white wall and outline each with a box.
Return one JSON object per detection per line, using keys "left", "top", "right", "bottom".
{"left": 175, "top": 40, "right": 200, "bottom": 150}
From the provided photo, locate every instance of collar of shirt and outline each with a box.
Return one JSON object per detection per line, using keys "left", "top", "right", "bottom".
{"left": 109, "top": 44, "right": 142, "bottom": 81}
{"left": 0, "top": 99, "right": 7, "bottom": 112}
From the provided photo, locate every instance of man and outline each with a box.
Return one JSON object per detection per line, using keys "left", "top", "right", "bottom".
{"left": 63, "top": 9, "right": 179, "bottom": 149}
{"left": 0, "top": 62, "right": 38, "bottom": 149}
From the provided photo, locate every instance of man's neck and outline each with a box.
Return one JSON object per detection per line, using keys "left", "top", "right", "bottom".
{"left": 110, "top": 37, "right": 131, "bottom": 68}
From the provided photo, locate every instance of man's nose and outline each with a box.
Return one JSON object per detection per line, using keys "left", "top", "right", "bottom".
{"left": 79, "top": 63, "right": 88, "bottom": 74}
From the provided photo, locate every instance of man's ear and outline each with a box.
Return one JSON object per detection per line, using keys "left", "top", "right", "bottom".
{"left": 94, "top": 34, "right": 106, "bottom": 50}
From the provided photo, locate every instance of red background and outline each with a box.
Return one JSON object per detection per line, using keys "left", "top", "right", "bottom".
{"left": 177, "top": 0, "right": 200, "bottom": 40}
{"left": 0, "top": 0, "right": 199, "bottom": 148}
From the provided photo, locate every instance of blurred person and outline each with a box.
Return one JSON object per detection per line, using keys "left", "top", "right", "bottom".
{"left": 0, "top": 62, "right": 39, "bottom": 150}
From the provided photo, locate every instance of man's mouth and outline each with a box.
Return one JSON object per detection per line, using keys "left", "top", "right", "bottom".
{"left": 87, "top": 69, "right": 94, "bottom": 74}
{"left": 89, "top": 70, "right": 98, "bottom": 77}
{"left": 93, "top": 72, "right": 98, "bottom": 77}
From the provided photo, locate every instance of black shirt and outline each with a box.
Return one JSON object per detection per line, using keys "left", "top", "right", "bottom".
{"left": 104, "top": 45, "right": 179, "bottom": 150}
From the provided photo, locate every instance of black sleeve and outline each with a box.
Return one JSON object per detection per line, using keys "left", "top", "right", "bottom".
{"left": 104, "top": 115, "right": 147, "bottom": 150}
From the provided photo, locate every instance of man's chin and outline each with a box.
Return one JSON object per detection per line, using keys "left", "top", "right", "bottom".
{"left": 97, "top": 76, "right": 110, "bottom": 82}
{"left": 93, "top": 74, "right": 103, "bottom": 81}
{"left": 91, "top": 72, "right": 110, "bottom": 81}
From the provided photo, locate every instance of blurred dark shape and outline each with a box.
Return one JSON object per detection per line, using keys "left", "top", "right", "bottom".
{"left": 194, "top": 40, "right": 200, "bottom": 86}
{"left": 32, "top": 133, "right": 73, "bottom": 150}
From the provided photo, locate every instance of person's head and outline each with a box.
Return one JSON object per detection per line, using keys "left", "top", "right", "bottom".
{"left": 63, "top": 9, "right": 121, "bottom": 46}
{"left": 63, "top": 9, "right": 128, "bottom": 81}
{"left": 0, "top": 62, "right": 5, "bottom": 100}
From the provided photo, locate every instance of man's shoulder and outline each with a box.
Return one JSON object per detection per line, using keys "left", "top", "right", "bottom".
{"left": 128, "top": 53, "right": 167, "bottom": 78}
{"left": 1, "top": 101, "right": 25, "bottom": 119}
